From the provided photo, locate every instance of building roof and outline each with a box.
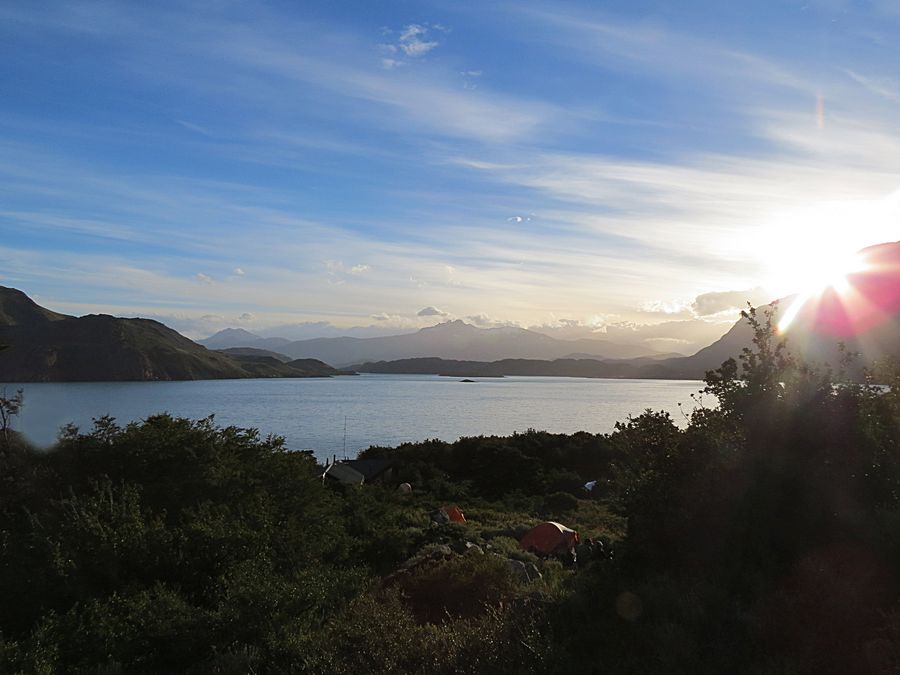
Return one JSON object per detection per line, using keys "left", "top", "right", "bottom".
{"left": 342, "top": 458, "right": 395, "bottom": 481}
{"left": 324, "top": 462, "right": 365, "bottom": 485}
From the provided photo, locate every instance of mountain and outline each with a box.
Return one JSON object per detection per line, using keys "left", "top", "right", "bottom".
{"left": 204, "top": 319, "right": 668, "bottom": 367}
{"left": 199, "top": 328, "right": 291, "bottom": 351}
{"left": 0, "top": 287, "right": 72, "bottom": 326}
{"left": 352, "top": 357, "right": 629, "bottom": 378}
{"left": 200, "top": 328, "right": 262, "bottom": 348}
{"left": 0, "top": 288, "right": 341, "bottom": 382}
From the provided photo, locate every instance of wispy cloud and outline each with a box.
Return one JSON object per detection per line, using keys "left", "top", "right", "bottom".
{"left": 842, "top": 69, "right": 900, "bottom": 102}
{"left": 3, "top": 0, "right": 899, "bottom": 349}
{"left": 378, "top": 24, "right": 444, "bottom": 68}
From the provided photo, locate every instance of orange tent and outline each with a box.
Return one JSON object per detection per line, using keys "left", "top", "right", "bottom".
{"left": 520, "top": 521, "right": 579, "bottom": 555}
{"left": 441, "top": 504, "right": 467, "bottom": 523}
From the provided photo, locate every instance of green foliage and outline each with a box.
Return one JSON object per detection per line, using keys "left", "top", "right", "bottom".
{"left": 542, "top": 491, "right": 579, "bottom": 516}
{"left": 389, "top": 553, "right": 519, "bottom": 623}
{"left": 541, "top": 305, "right": 900, "bottom": 673}
{"left": 0, "top": 387, "right": 23, "bottom": 446}
{"left": 0, "top": 414, "right": 563, "bottom": 673}
{"left": 285, "top": 590, "right": 548, "bottom": 675}
{"left": 361, "top": 428, "right": 617, "bottom": 501}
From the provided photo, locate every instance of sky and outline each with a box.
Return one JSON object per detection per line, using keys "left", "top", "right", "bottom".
{"left": 2, "top": 0, "right": 899, "bottom": 353}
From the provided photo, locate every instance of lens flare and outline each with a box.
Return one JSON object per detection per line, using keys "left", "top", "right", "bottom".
{"left": 777, "top": 253, "right": 868, "bottom": 333}
{"left": 777, "top": 242, "right": 900, "bottom": 339}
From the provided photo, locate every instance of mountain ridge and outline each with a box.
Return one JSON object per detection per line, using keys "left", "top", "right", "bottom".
{"left": 201, "top": 318, "right": 670, "bottom": 366}
{"left": 0, "top": 290, "right": 342, "bottom": 382}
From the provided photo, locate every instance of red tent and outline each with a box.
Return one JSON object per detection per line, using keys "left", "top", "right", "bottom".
{"left": 520, "top": 521, "right": 579, "bottom": 555}
{"left": 441, "top": 504, "right": 467, "bottom": 523}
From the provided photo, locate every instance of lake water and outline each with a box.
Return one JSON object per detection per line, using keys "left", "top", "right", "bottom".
{"left": 4, "top": 375, "right": 708, "bottom": 461}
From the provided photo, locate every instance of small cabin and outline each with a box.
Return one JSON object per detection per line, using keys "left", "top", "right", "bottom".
{"left": 323, "top": 457, "right": 396, "bottom": 485}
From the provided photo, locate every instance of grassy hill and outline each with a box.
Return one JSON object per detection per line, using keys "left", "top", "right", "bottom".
{"left": 0, "top": 288, "right": 341, "bottom": 382}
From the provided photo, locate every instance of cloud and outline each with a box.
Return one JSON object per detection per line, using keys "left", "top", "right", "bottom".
{"left": 175, "top": 119, "right": 213, "bottom": 136}
{"left": 233, "top": 267, "right": 245, "bottom": 276}
{"left": 26, "top": 6, "right": 556, "bottom": 144}
{"left": 379, "top": 23, "right": 442, "bottom": 68}
{"left": 639, "top": 300, "right": 692, "bottom": 317}
{"left": 843, "top": 69, "right": 900, "bottom": 103}
{"left": 691, "top": 287, "right": 771, "bottom": 317}
{"left": 461, "top": 70, "right": 482, "bottom": 89}
{"left": 6, "top": 1, "right": 900, "bottom": 340}
{"left": 195, "top": 272, "right": 214, "bottom": 284}
{"left": 643, "top": 336, "right": 692, "bottom": 346}
{"left": 398, "top": 24, "right": 440, "bottom": 57}
{"left": 530, "top": 316, "right": 736, "bottom": 356}
{"left": 324, "top": 260, "right": 370, "bottom": 282}
{"left": 259, "top": 319, "right": 415, "bottom": 339}
{"left": 417, "top": 306, "right": 448, "bottom": 317}
{"left": 466, "top": 313, "right": 519, "bottom": 328}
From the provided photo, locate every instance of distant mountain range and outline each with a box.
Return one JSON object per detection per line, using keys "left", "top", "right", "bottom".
{"left": 351, "top": 241, "right": 900, "bottom": 380}
{"left": 2, "top": 240, "right": 896, "bottom": 382}
{"left": 0, "top": 288, "right": 342, "bottom": 382}
{"left": 200, "top": 319, "right": 677, "bottom": 367}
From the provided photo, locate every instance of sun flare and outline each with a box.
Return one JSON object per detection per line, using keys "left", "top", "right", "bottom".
{"left": 764, "top": 193, "right": 898, "bottom": 331}
{"left": 759, "top": 195, "right": 899, "bottom": 332}
{"left": 771, "top": 248, "right": 872, "bottom": 332}
{"left": 775, "top": 253, "right": 868, "bottom": 333}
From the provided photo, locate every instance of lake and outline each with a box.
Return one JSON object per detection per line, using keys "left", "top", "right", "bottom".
{"left": 4, "top": 375, "right": 709, "bottom": 461}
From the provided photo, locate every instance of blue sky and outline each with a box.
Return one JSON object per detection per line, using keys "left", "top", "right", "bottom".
{"left": 2, "top": 1, "right": 899, "bottom": 351}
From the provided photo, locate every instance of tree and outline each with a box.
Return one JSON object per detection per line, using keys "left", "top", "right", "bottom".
{"left": 0, "top": 388, "right": 23, "bottom": 447}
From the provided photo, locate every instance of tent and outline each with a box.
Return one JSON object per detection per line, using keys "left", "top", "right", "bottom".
{"left": 519, "top": 521, "right": 579, "bottom": 555}
{"left": 441, "top": 504, "right": 467, "bottom": 523}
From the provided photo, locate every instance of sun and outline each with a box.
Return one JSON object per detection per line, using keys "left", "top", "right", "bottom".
{"left": 761, "top": 195, "right": 898, "bottom": 300}
{"left": 783, "top": 251, "right": 863, "bottom": 297}
{"left": 757, "top": 197, "right": 899, "bottom": 333}
{"left": 774, "top": 252, "right": 868, "bottom": 333}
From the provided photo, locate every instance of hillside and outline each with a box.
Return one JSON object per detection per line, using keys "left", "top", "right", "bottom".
{"left": 215, "top": 347, "right": 292, "bottom": 362}
{"left": 353, "top": 356, "right": 699, "bottom": 379}
{"left": 0, "top": 289, "right": 341, "bottom": 382}
{"left": 0, "top": 286, "right": 72, "bottom": 326}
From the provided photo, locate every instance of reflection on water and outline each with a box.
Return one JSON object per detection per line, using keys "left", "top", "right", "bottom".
{"left": 5, "top": 374, "right": 708, "bottom": 461}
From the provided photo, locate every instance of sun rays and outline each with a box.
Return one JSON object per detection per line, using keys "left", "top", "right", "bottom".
{"left": 776, "top": 241, "right": 900, "bottom": 354}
